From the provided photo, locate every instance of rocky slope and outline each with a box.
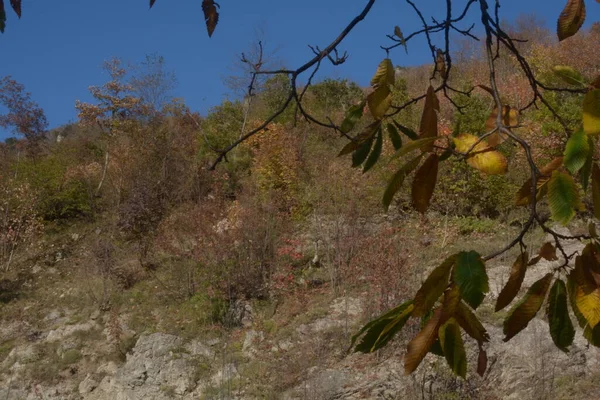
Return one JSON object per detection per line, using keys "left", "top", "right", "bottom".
{"left": 0, "top": 224, "right": 599, "bottom": 399}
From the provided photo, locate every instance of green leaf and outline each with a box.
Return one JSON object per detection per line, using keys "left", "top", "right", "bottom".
{"left": 338, "top": 121, "right": 380, "bottom": 157}
{"left": 393, "top": 121, "right": 419, "bottom": 140}
{"left": 547, "top": 279, "right": 575, "bottom": 352}
{"left": 552, "top": 65, "right": 585, "bottom": 86}
{"left": 429, "top": 338, "right": 444, "bottom": 356}
{"left": 495, "top": 253, "right": 528, "bottom": 312}
{"left": 387, "top": 123, "right": 403, "bottom": 151}
{"left": 439, "top": 146, "right": 453, "bottom": 162}
{"left": 352, "top": 135, "right": 375, "bottom": 168}
{"left": 548, "top": 171, "right": 583, "bottom": 225}
{"left": 383, "top": 154, "right": 424, "bottom": 211}
{"left": 583, "top": 324, "right": 600, "bottom": 347}
{"left": 593, "top": 163, "right": 600, "bottom": 220}
{"left": 503, "top": 273, "right": 553, "bottom": 341}
{"left": 412, "top": 153, "right": 439, "bottom": 213}
{"left": 350, "top": 300, "right": 414, "bottom": 352}
{"left": 515, "top": 157, "right": 563, "bottom": 206}
{"left": 583, "top": 89, "right": 600, "bottom": 135}
{"left": 413, "top": 255, "right": 456, "bottom": 317}
{"left": 564, "top": 130, "right": 590, "bottom": 174}
{"left": 363, "top": 129, "right": 383, "bottom": 173}
{"left": 439, "top": 319, "right": 467, "bottom": 378}
{"left": 340, "top": 100, "right": 366, "bottom": 134}
{"left": 453, "top": 251, "right": 489, "bottom": 310}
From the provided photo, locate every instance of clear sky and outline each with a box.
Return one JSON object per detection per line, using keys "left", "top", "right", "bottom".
{"left": 0, "top": 0, "right": 599, "bottom": 140}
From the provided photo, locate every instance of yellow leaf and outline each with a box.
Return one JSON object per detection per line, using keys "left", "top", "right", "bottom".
{"left": 573, "top": 284, "right": 600, "bottom": 328}
{"left": 583, "top": 89, "right": 600, "bottom": 135}
{"left": 453, "top": 134, "right": 507, "bottom": 175}
{"left": 557, "top": 0, "right": 586, "bottom": 41}
{"left": 367, "top": 87, "right": 392, "bottom": 120}
{"left": 571, "top": 256, "right": 600, "bottom": 328}
{"left": 453, "top": 133, "right": 480, "bottom": 153}
{"left": 468, "top": 150, "right": 508, "bottom": 175}
{"left": 371, "top": 58, "right": 395, "bottom": 89}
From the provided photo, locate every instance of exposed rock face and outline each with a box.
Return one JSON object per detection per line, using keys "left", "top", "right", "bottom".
{"left": 85, "top": 333, "right": 200, "bottom": 400}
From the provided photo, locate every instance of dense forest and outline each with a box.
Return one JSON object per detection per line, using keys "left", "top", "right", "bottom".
{"left": 1, "top": 0, "right": 600, "bottom": 399}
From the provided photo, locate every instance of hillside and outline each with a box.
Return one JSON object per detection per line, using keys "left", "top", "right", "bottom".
{"left": 2, "top": 10, "right": 600, "bottom": 400}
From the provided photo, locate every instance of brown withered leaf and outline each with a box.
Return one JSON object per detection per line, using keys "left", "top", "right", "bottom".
{"left": 10, "top": 0, "right": 20, "bottom": 17}
{"left": 557, "top": 0, "right": 586, "bottom": 41}
{"left": 477, "top": 347, "right": 488, "bottom": 377}
{"left": 0, "top": 1, "right": 5, "bottom": 33}
{"left": 338, "top": 121, "right": 380, "bottom": 157}
{"left": 593, "top": 163, "right": 600, "bottom": 220}
{"left": 495, "top": 253, "right": 528, "bottom": 312}
{"left": 419, "top": 86, "right": 439, "bottom": 151}
{"left": 412, "top": 154, "right": 439, "bottom": 213}
{"left": 528, "top": 255, "right": 542, "bottom": 266}
{"left": 440, "top": 284, "right": 462, "bottom": 321}
{"left": 404, "top": 307, "right": 442, "bottom": 374}
{"left": 581, "top": 243, "right": 600, "bottom": 277}
{"left": 202, "top": 0, "right": 219, "bottom": 38}
{"left": 539, "top": 242, "right": 559, "bottom": 261}
{"left": 485, "top": 105, "right": 519, "bottom": 146}
{"left": 455, "top": 302, "right": 490, "bottom": 344}
{"left": 515, "top": 157, "right": 564, "bottom": 206}
{"left": 503, "top": 273, "right": 553, "bottom": 341}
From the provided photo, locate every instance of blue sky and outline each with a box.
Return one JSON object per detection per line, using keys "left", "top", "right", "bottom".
{"left": 0, "top": 0, "right": 599, "bottom": 140}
